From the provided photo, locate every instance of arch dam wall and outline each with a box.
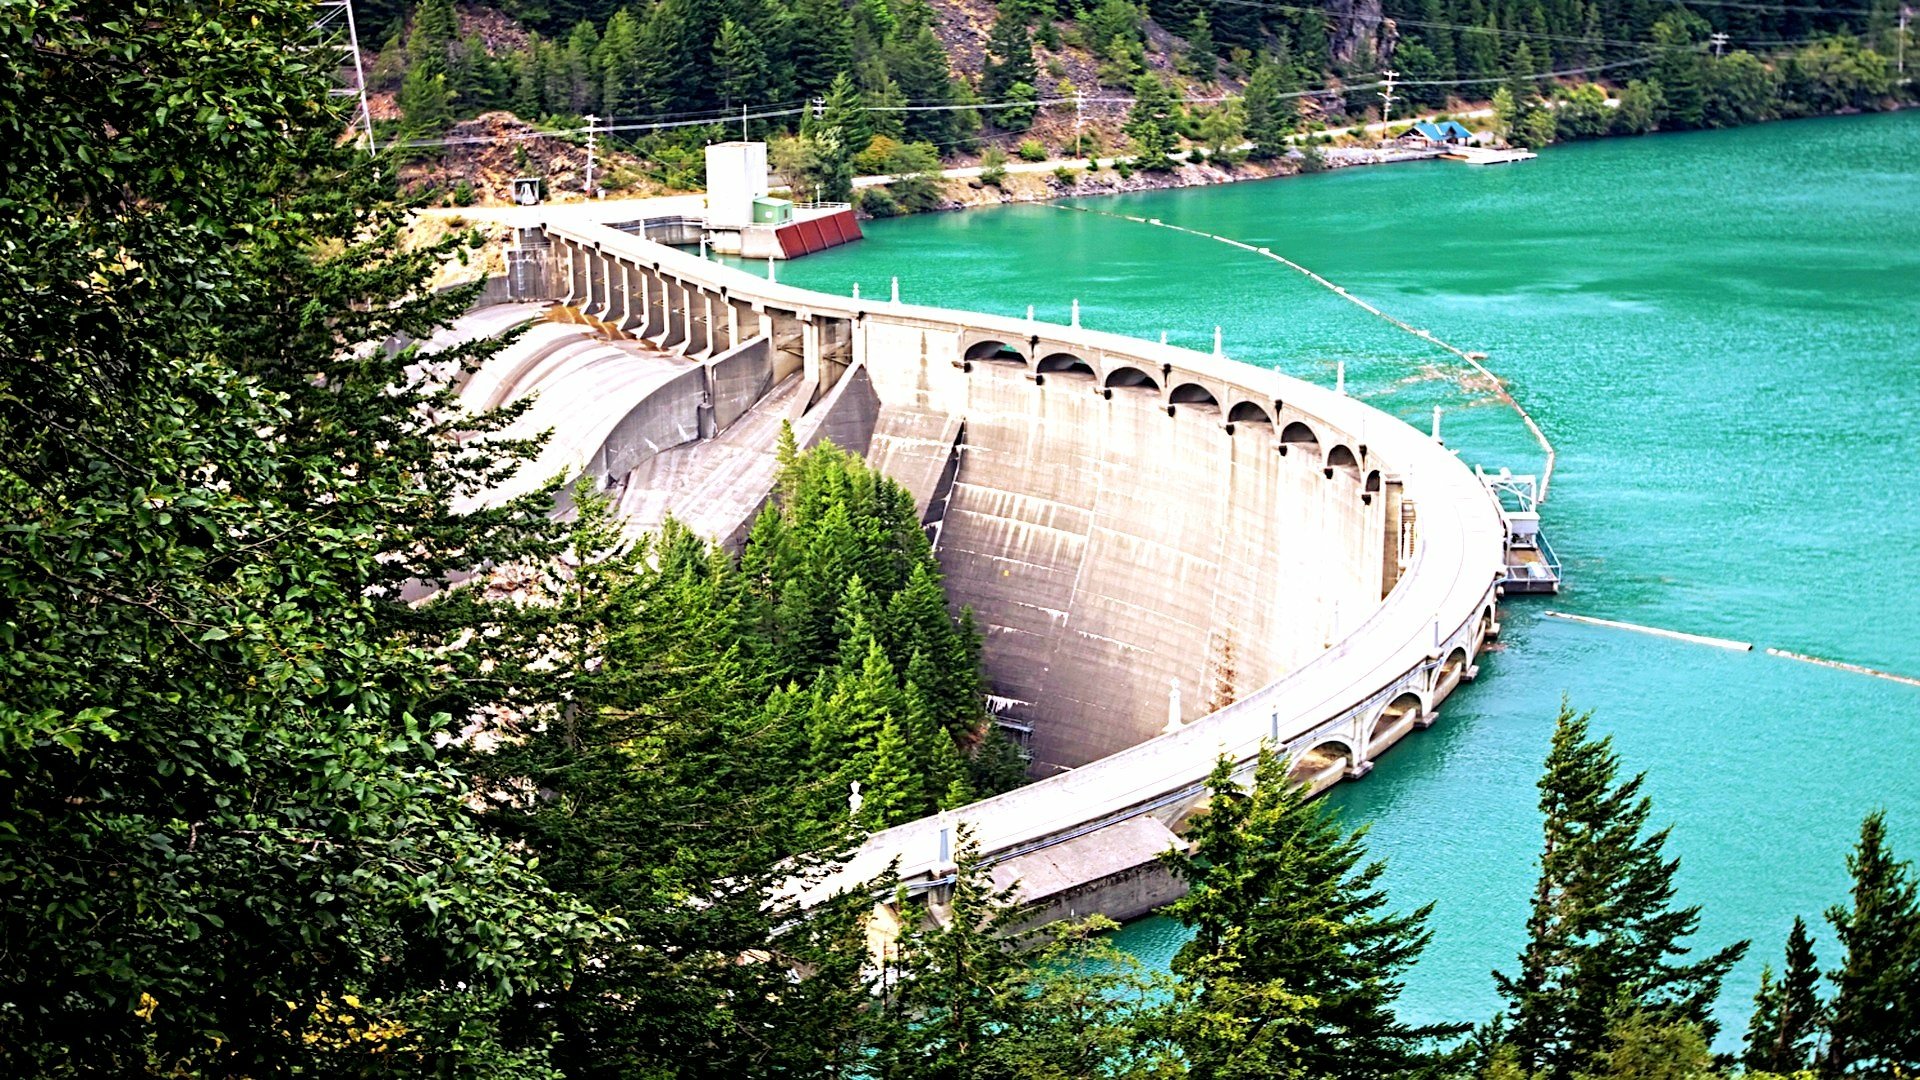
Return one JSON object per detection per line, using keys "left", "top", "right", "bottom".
{"left": 503, "top": 219, "right": 1508, "bottom": 918}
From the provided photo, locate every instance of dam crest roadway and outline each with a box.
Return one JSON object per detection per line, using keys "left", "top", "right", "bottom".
{"left": 457, "top": 211, "right": 1507, "bottom": 921}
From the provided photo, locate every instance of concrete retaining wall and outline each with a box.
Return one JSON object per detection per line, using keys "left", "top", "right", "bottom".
{"left": 705, "top": 335, "right": 774, "bottom": 435}
{"left": 595, "top": 365, "right": 707, "bottom": 479}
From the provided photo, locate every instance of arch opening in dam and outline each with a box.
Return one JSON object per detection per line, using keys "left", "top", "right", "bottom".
{"left": 965, "top": 339, "right": 1027, "bottom": 365}
{"left": 1227, "top": 400, "right": 1274, "bottom": 426}
{"left": 1279, "top": 419, "right": 1320, "bottom": 454}
{"left": 1104, "top": 365, "right": 1160, "bottom": 392}
{"left": 479, "top": 219, "right": 1507, "bottom": 916}
{"left": 1168, "top": 382, "right": 1221, "bottom": 412}
{"left": 1036, "top": 352, "right": 1096, "bottom": 379}
{"left": 1326, "top": 443, "right": 1362, "bottom": 481}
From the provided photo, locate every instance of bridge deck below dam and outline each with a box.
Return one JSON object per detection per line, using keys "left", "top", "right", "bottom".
{"left": 471, "top": 216, "right": 1507, "bottom": 921}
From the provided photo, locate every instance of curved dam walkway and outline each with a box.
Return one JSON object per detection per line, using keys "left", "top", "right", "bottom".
{"left": 466, "top": 215, "right": 1507, "bottom": 922}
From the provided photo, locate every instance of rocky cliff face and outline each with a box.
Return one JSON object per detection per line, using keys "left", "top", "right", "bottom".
{"left": 1326, "top": 0, "right": 1395, "bottom": 64}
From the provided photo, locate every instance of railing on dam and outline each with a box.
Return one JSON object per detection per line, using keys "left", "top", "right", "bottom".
{"left": 522, "top": 220, "right": 1510, "bottom": 903}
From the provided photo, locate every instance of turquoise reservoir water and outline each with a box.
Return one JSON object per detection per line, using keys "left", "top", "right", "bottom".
{"left": 779, "top": 112, "right": 1920, "bottom": 1033}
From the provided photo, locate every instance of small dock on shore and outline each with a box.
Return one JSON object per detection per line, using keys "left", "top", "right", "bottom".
{"left": 1442, "top": 146, "right": 1538, "bottom": 166}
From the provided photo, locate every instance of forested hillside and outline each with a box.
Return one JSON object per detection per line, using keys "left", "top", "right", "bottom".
{"left": 370, "top": 0, "right": 1912, "bottom": 201}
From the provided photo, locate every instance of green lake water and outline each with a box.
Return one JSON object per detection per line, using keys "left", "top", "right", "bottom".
{"left": 777, "top": 112, "right": 1920, "bottom": 1035}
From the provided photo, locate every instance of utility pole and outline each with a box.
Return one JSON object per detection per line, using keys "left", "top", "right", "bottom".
{"left": 741, "top": 103, "right": 748, "bottom": 141}
{"left": 1074, "top": 89, "right": 1085, "bottom": 159}
{"left": 1899, "top": 6, "right": 1908, "bottom": 76}
{"left": 1709, "top": 31, "right": 1729, "bottom": 57}
{"left": 583, "top": 114, "right": 598, "bottom": 195}
{"left": 1379, "top": 68, "right": 1400, "bottom": 126}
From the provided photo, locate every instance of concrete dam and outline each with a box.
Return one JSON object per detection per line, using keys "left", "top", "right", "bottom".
{"left": 474, "top": 214, "right": 1508, "bottom": 920}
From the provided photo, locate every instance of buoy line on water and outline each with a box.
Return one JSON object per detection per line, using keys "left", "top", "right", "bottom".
{"left": 1765, "top": 649, "right": 1920, "bottom": 689}
{"left": 1051, "top": 203, "right": 1558, "bottom": 502}
{"left": 1542, "top": 611, "right": 1920, "bottom": 690}
{"left": 1542, "top": 610, "right": 1753, "bottom": 651}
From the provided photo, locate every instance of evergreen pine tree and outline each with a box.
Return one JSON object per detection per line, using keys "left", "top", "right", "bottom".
{"left": 834, "top": 576, "right": 885, "bottom": 670}
{"left": 409, "top": 0, "right": 457, "bottom": 66}
{"left": 903, "top": 679, "right": 964, "bottom": 802}
{"left": 510, "top": 32, "right": 546, "bottom": 116}
{"left": 596, "top": 7, "right": 644, "bottom": 116}
{"left": 1243, "top": 57, "right": 1299, "bottom": 158}
{"left": 1743, "top": 916, "right": 1822, "bottom": 1074}
{"left": 969, "top": 725, "right": 1032, "bottom": 795}
{"left": 983, "top": 11, "right": 1038, "bottom": 101}
{"left": 450, "top": 33, "right": 495, "bottom": 110}
{"left": 1493, "top": 701, "right": 1748, "bottom": 1080}
{"left": 1821, "top": 811, "right": 1920, "bottom": 1076}
{"left": 1419, "top": 0, "right": 1458, "bottom": 76}
{"left": 886, "top": 13, "right": 969, "bottom": 145}
{"left": 541, "top": 36, "right": 574, "bottom": 115}
{"left": 1164, "top": 748, "right": 1461, "bottom": 1078}
{"left": 863, "top": 711, "right": 927, "bottom": 828}
{"left": 563, "top": 21, "right": 600, "bottom": 113}
{"left": 785, "top": 0, "right": 856, "bottom": 95}
{"left": 713, "top": 18, "right": 770, "bottom": 108}
{"left": 398, "top": 61, "right": 454, "bottom": 133}
{"left": 1652, "top": 12, "right": 1709, "bottom": 128}
{"left": 634, "top": 0, "right": 717, "bottom": 113}
{"left": 0, "top": 2, "right": 618, "bottom": 1065}
{"left": 1181, "top": 11, "right": 1217, "bottom": 77}
{"left": 877, "top": 828, "right": 1030, "bottom": 1070}
{"left": 1462, "top": 12, "right": 1503, "bottom": 76}
{"left": 1509, "top": 41, "right": 1540, "bottom": 105}
{"left": 1124, "top": 73, "right": 1179, "bottom": 166}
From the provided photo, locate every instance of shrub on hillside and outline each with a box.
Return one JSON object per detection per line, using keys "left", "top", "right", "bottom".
{"left": 1017, "top": 138, "right": 1048, "bottom": 162}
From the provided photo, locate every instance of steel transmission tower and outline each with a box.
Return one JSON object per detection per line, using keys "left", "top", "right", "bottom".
{"left": 314, "top": 0, "right": 375, "bottom": 151}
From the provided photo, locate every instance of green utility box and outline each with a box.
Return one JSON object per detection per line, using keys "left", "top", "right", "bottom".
{"left": 752, "top": 197, "right": 793, "bottom": 224}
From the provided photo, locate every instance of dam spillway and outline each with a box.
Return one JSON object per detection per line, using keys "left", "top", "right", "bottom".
{"left": 482, "top": 215, "right": 1507, "bottom": 915}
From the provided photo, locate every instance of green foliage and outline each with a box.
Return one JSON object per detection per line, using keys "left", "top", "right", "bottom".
{"left": 1583, "top": 1013, "right": 1718, "bottom": 1080}
{"left": 979, "top": 146, "right": 1010, "bottom": 187}
{"left": 851, "top": 135, "right": 941, "bottom": 179}
{"left": 1018, "top": 137, "right": 1050, "bottom": 161}
{"left": 1553, "top": 83, "right": 1613, "bottom": 139}
{"left": 0, "top": 0, "right": 615, "bottom": 1071}
{"left": 1491, "top": 701, "right": 1747, "bottom": 1080}
{"left": 1178, "top": 11, "right": 1217, "bottom": 77}
{"left": 375, "top": 0, "right": 1909, "bottom": 181}
{"left": 1652, "top": 12, "right": 1710, "bottom": 129}
{"left": 1820, "top": 810, "right": 1920, "bottom": 1075}
{"left": 1196, "top": 100, "right": 1246, "bottom": 160}
{"left": 1516, "top": 108, "right": 1556, "bottom": 148}
{"left": 1242, "top": 57, "right": 1299, "bottom": 159}
{"left": 1614, "top": 80, "right": 1666, "bottom": 134}
{"left": 1778, "top": 38, "right": 1897, "bottom": 115}
{"left": 1743, "top": 917, "right": 1821, "bottom": 1074}
{"left": 712, "top": 18, "right": 770, "bottom": 108}
{"left": 399, "top": 61, "right": 455, "bottom": 134}
{"left": 983, "top": 12, "right": 1039, "bottom": 103}
{"left": 1164, "top": 748, "right": 1462, "bottom": 1078}
{"left": 1124, "top": 74, "right": 1181, "bottom": 168}
{"left": 1491, "top": 85, "right": 1519, "bottom": 139}
{"left": 875, "top": 828, "right": 1177, "bottom": 1077}
{"left": 1704, "top": 51, "right": 1779, "bottom": 127}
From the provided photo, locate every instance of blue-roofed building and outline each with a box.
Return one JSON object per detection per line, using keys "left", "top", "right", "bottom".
{"left": 1401, "top": 120, "right": 1475, "bottom": 146}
